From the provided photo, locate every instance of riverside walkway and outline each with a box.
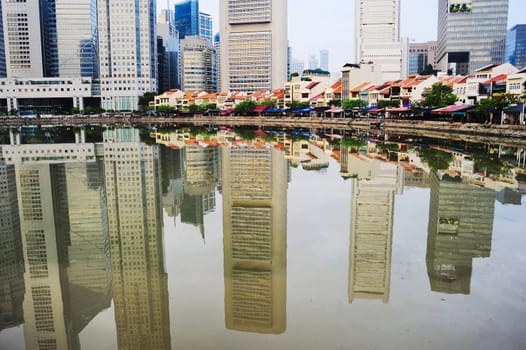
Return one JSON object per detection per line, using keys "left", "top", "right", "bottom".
{"left": 1, "top": 115, "right": 525, "bottom": 146}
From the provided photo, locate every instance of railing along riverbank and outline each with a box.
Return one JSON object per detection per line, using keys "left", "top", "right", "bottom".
{"left": 1, "top": 114, "right": 526, "bottom": 145}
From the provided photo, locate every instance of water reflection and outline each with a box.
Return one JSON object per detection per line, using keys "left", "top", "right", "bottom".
{"left": 222, "top": 143, "right": 287, "bottom": 334}
{"left": 0, "top": 126, "right": 524, "bottom": 349}
{"left": 426, "top": 173, "right": 495, "bottom": 294}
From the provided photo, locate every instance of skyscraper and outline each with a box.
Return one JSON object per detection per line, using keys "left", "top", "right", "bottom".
{"left": 199, "top": 12, "right": 213, "bottom": 43}
{"left": 220, "top": 0, "right": 288, "bottom": 93}
{"left": 157, "top": 9, "right": 180, "bottom": 92}
{"left": 0, "top": 4, "right": 6, "bottom": 78}
{"left": 97, "top": 0, "right": 157, "bottom": 111}
{"left": 436, "top": 0, "right": 509, "bottom": 75}
{"left": 408, "top": 41, "right": 438, "bottom": 75}
{"left": 174, "top": 0, "right": 199, "bottom": 40}
{"left": 180, "top": 36, "right": 216, "bottom": 92}
{"left": 320, "top": 49, "right": 329, "bottom": 71}
{"left": 506, "top": 24, "right": 526, "bottom": 69}
{"left": 355, "top": 0, "right": 407, "bottom": 80}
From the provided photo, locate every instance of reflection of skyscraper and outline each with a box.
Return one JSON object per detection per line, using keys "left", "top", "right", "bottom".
{"left": 160, "top": 146, "right": 185, "bottom": 220}
{"left": 426, "top": 173, "right": 496, "bottom": 294}
{"left": 0, "top": 161, "right": 24, "bottom": 331}
{"left": 103, "top": 128, "right": 171, "bottom": 349}
{"left": 181, "top": 144, "right": 219, "bottom": 237}
{"left": 347, "top": 154, "right": 401, "bottom": 303}
{"left": 7, "top": 156, "right": 111, "bottom": 350}
{"left": 222, "top": 145, "right": 287, "bottom": 334}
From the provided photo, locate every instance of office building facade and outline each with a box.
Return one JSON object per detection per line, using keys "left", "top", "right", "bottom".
{"left": 355, "top": 0, "right": 407, "bottom": 80}
{"left": 506, "top": 24, "right": 526, "bottom": 69}
{"left": 320, "top": 49, "right": 329, "bottom": 71}
{"left": 174, "top": 0, "right": 199, "bottom": 39}
{"left": 437, "top": 0, "right": 509, "bottom": 75}
{"left": 220, "top": 0, "right": 288, "bottom": 93}
{"left": 180, "top": 36, "right": 216, "bottom": 92}
{"left": 157, "top": 9, "right": 180, "bottom": 92}
{"left": 409, "top": 41, "right": 438, "bottom": 75}
{"left": 97, "top": 0, "right": 157, "bottom": 111}
{"left": 199, "top": 12, "right": 213, "bottom": 43}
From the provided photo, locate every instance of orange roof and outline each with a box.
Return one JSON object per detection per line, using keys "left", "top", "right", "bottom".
{"left": 351, "top": 82, "right": 372, "bottom": 92}
{"left": 330, "top": 79, "right": 342, "bottom": 90}
{"left": 305, "top": 81, "right": 320, "bottom": 89}
{"left": 310, "top": 93, "right": 324, "bottom": 101}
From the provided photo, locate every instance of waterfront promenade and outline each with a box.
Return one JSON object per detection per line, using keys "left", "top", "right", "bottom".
{"left": 1, "top": 115, "right": 526, "bottom": 146}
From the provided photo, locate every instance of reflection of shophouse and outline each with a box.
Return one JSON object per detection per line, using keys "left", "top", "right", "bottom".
{"left": 426, "top": 173, "right": 496, "bottom": 294}
{"left": 0, "top": 161, "right": 24, "bottom": 331}
{"left": 1, "top": 141, "right": 111, "bottom": 349}
{"left": 103, "top": 128, "right": 171, "bottom": 349}
{"left": 347, "top": 153, "right": 402, "bottom": 303}
{"left": 222, "top": 144, "right": 287, "bottom": 334}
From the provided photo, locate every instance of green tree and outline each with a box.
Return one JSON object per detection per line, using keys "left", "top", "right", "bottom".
{"left": 287, "top": 101, "right": 310, "bottom": 110}
{"left": 476, "top": 93, "right": 520, "bottom": 124}
{"left": 420, "top": 83, "right": 457, "bottom": 108}
{"left": 259, "top": 99, "right": 276, "bottom": 108}
{"left": 234, "top": 100, "right": 257, "bottom": 115}
{"left": 289, "top": 72, "right": 299, "bottom": 80}
{"left": 340, "top": 138, "right": 367, "bottom": 153}
{"left": 139, "top": 92, "right": 158, "bottom": 109}
{"left": 473, "top": 153, "right": 512, "bottom": 176}
{"left": 377, "top": 100, "right": 401, "bottom": 109}
{"left": 342, "top": 99, "right": 368, "bottom": 110}
{"left": 328, "top": 99, "right": 342, "bottom": 107}
{"left": 418, "top": 147, "right": 454, "bottom": 172}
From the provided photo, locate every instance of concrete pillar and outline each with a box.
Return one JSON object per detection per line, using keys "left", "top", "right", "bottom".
{"left": 15, "top": 131, "right": 21, "bottom": 145}
{"left": 9, "top": 129, "right": 15, "bottom": 145}
{"left": 80, "top": 128, "right": 86, "bottom": 143}
{"left": 75, "top": 132, "right": 80, "bottom": 144}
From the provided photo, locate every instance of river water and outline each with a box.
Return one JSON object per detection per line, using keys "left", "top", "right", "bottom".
{"left": 0, "top": 126, "right": 525, "bottom": 350}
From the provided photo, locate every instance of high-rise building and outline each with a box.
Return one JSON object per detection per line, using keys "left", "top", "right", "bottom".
{"left": 436, "top": 0, "right": 509, "bottom": 75}
{"left": 409, "top": 41, "right": 438, "bottom": 75}
{"left": 426, "top": 173, "right": 496, "bottom": 294}
{"left": 308, "top": 54, "right": 319, "bottom": 70}
{"left": 180, "top": 36, "right": 216, "bottom": 92}
{"left": 157, "top": 9, "right": 180, "bottom": 92}
{"left": 199, "top": 12, "right": 213, "bottom": 43}
{"left": 55, "top": 0, "right": 99, "bottom": 78}
{"left": 320, "top": 49, "right": 329, "bottom": 71}
{"left": 174, "top": 0, "right": 199, "bottom": 40}
{"left": 220, "top": 0, "right": 288, "bottom": 93}
{"left": 97, "top": 0, "right": 157, "bottom": 111}
{"left": 355, "top": 0, "right": 408, "bottom": 80}
{"left": 0, "top": 4, "right": 6, "bottom": 78}
{"left": 289, "top": 59, "right": 305, "bottom": 77}
{"left": 214, "top": 32, "right": 221, "bottom": 91}
{"left": 222, "top": 144, "right": 287, "bottom": 334}
{"left": 506, "top": 24, "right": 526, "bottom": 70}
{"left": 103, "top": 128, "right": 171, "bottom": 349}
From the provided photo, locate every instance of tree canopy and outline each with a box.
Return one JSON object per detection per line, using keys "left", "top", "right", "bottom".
{"left": 418, "top": 147, "right": 454, "bottom": 172}
{"left": 377, "top": 100, "right": 401, "bottom": 109}
{"left": 234, "top": 100, "right": 257, "bottom": 115}
{"left": 342, "top": 99, "right": 368, "bottom": 110}
{"left": 420, "top": 83, "right": 457, "bottom": 108}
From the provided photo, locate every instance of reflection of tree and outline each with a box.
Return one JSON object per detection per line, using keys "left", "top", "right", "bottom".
{"left": 473, "top": 154, "right": 512, "bottom": 177}
{"left": 340, "top": 138, "right": 366, "bottom": 153}
{"left": 418, "top": 148, "right": 454, "bottom": 172}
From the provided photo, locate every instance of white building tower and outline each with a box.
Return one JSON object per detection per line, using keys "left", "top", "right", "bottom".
{"left": 98, "top": 0, "right": 157, "bottom": 111}
{"left": 220, "top": 0, "right": 288, "bottom": 93}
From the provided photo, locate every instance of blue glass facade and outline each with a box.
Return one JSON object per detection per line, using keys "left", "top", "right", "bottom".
{"left": 506, "top": 24, "right": 526, "bottom": 69}
{"left": 174, "top": 0, "right": 199, "bottom": 39}
{"left": 199, "top": 12, "right": 213, "bottom": 43}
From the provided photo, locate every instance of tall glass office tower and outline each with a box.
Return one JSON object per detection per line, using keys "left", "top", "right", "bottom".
{"left": 199, "top": 12, "right": 213, "bottom": 43}
{"left": 174, "top": 0, "right": 199, "bottom": 39}
{"left": 506, "top": 25, "right": 526, "bottom": 69}
{"left": 437, "top": 0, "right": 509, "bottom": 75}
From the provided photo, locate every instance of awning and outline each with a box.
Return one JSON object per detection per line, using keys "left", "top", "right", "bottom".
{"left": 368, "top": 108, "right": 385, "bottom": 113}
{"left": 325, "top": 107, "right": 344, "bottom": 113}
{"left": 431, "top": 104, "right": 475, "bottom": 114}
{"left": 253, "top": 106, "right": 269, "bottom": 112}
{"left": 254, "top": 130, "right": 268, "bottom": 137}
{"left": 292, "top": 107, "right": 314, "bottom": 113}
{"left": 387, "top": 107, "right": 411, "bottom": 113}
{"left": 220, "top": 109, "right": 233, "bottom": 115}
{"left": 264, "top": 108, "right": 285, "bottom": 113}
{"left": 504, "top": 104, "right": 525, "bottom": 113}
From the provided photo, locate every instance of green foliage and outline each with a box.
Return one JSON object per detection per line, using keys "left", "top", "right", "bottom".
{"left": 289, "top": 72, "right": 299, "bottom": 80}
{"left": 259, "top": 100, "right": 276, "bottom": 108}
{"left": 234, "top": 100, "right": 257, "bottom": 115}
{"left": 476, "top": 93, "right": 519, "bottom": 114}
{"left": 342, "top": 99, "right": 368, "bottom": 110}
{"left": 473, "top": 154, "right": 512, "bottom": 177}
{"left": 139, "top": 92, "right": 157, "bottom": 109}
{"left": 71, "top": 107, "right": 81, "bottom": 114}
{"left": 418, "top": 147, "right": 454, "bottom": 172}
{"left": 287, "top": 101, "right": 311, "bottom": 110}
{"left": 340, "top": 138, "right": 367, "bottom": 152}
{"left": 377, "top": 143, "right": 399, "bottom": 153}
{"left": 235, "top": 128, "right": 257, "bottom": 140}
{"left": 420, "top": 83, "right": 457, "bottom": 108}
{"left": 377, "top": 100, "right": 401, "bottom": 109}
{"left": 329, "top": 99, "right": 342, "bottom": 107}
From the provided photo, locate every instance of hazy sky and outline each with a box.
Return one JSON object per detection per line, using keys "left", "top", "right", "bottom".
{"left": 160, "top": 0, "right": 526, "bottom": 74}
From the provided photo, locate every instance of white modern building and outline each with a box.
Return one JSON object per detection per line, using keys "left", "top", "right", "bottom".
{"left": 97, "top": 0, "right": 157, "bottom": 111}
{"left": 219, "top": 0, "right": 288, "bottom": 93}
{"left": 180, "top": 36, "right": 216, "bottom": 92}
{"left": 355, "top": 0, "right": 408, "bottom": 81}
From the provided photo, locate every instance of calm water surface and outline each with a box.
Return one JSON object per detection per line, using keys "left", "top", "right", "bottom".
{"left": 0, "top": 126, "right": 525, "bottom": 350}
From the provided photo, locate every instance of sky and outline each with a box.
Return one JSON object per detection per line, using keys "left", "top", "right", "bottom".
{"left": 160, "top": 0, "right": 526, "bottom": 75}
